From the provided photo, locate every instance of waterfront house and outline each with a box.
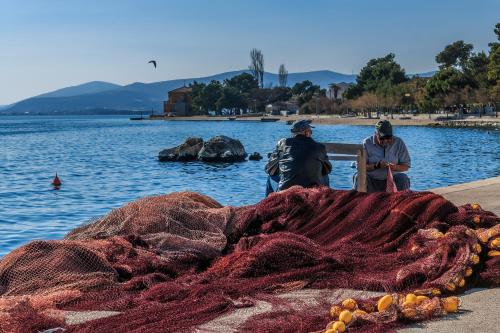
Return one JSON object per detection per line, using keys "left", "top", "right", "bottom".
{"left": 265, "top": 100, "right": 299, "bottom": 116}
{"left": 163, "top": 86, "right": 192, "bottom": 116}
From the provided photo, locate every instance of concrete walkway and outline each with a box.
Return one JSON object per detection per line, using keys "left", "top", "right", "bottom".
{"left": 398, "top": 177, "right": 500, "bottom": 333}
{"left": 431, "top": 176, "right": 500, "bottom": 215}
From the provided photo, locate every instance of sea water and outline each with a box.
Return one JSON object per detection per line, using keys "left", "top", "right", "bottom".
{"left": 0, "top": 115, "right": 499, "bottom": 257}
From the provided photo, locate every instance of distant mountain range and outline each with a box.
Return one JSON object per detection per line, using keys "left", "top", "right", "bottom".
{"left": 35, "top": 81, "right": 122, "bottom": 98}
{"left": 1, "top": 70, "right": 436, "bottom": 115}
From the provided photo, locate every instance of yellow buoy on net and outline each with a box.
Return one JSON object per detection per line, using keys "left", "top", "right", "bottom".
{"left": 341, "top": 298, "right": 357, "bottom": 310}
{"left": 327, "top": 321, "right": 346, "bottom": 333}
{"left": 329, "top": 305, "right": 342, "bottom": 318}
{"left": 473, "top": 243, "right": 482, "bottom": 253}
{"left": 338, "top": 310, "right": 352, "bottom": 324}
{"left": 377, "top": 295, "right": 393, "bottom": 312}
{"left": 445, "top": 282, "right": 456, "bottom": 292}
{"left": 442, "top": 296, "right": 460, "bottom": 313}
{"left": 476, "top": 228, "right": 490, "bottom": 243}
{"left": 470, "top": 254, "right": 480, "bottom": 265}
{"left": 471, "top": 203, "right": 481, "bottom": 210}
{"left": 416, "top": 295, "right": 429, "bottom": 304}
{"left": 488, "top": 250, "right": 500, "bottom": 257}
{"left": 431, "top": 289, "right": 441, "bottom": 296}
{"left": 353, "top": 309, "right": 367, "bottom": 317}
{"left": 405, "top": 293, "right": 417, "bottom": 303}
{"left": 458, "top": 278, "right": 465, "bottom": 288}
{"left": 491, "top": 237, "right": 500, "bottom": 248}
{"left": 464, "top": 267, "right": 473, "bottom": 277}
{"left": 472, "top": 215, "right": 481, "bottom": 224}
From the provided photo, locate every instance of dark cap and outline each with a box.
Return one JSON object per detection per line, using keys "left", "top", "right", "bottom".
{"left": 291, "top": 119, "right": 314, "bottom": 133}
{"left": 375, "top": 120, "right": 392, "bottom": 137}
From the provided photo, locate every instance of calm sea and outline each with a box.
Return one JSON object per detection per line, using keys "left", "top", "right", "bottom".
{"left": 1, "top": 115, "right": 499, "bottom": 257}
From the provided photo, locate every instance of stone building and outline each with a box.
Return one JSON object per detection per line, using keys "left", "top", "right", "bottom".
{"left": 163, "top": 86, "right": 192, "bottom": 116}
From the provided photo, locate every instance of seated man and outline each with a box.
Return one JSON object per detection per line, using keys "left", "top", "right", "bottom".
{"left": 265, "top": 120, "right": 332, "bottom": 196}
{"left": 354, "top": 120, "right": 411, "bottom": 192}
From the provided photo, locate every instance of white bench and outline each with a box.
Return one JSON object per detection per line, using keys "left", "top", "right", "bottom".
{"left": 322, "top": 143, "right": 367, "bottom": 192}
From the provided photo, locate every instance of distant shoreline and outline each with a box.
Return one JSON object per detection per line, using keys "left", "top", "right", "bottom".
{"left": 159, "top": 114, "right": 500, "bottom": 127}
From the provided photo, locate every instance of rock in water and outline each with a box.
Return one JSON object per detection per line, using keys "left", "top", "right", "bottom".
{"left": 158, "top": 137, "right": 204, "bottom": 162}
{"left": 178, "top": 137, "right": 204, "bottom": 161}
{"left": 248, "top": 152, "right": 263, "bottom": 161}
{"left": 198, "top": 135, "right": 247, "bottom": 162}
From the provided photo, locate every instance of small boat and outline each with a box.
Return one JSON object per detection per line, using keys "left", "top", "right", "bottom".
{"left": 130, "top": 112, "right": 145, "bottom": 120}
{"left": 228, "top": 117, "right": 237, "bottom": 121}
{"left": 260, "top": 117, "right": 280, "bottom": 122}
{"left": 286, "top": 120, "right": 294, "bottom": 125}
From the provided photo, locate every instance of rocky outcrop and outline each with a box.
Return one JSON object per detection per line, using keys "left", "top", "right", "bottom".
{"left": 248, "top": 152, "right": 263, "bottom": 161}
{"left": 158, "top": 137, "right": 204, "bottom": 162}
{"left": 198, "top": 136, "right": 247, "bottom": 162}
{"left": 159, "top": 136, "right": 247, "bottom": 162}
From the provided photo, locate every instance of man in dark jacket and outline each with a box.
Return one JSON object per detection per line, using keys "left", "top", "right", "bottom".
{"left": 265, "top": 120, "right": 332, "bottom": 196}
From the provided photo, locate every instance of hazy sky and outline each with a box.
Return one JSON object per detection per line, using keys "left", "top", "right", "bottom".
{"left": 0, "top": 0, "right": 498, "bottom": 104}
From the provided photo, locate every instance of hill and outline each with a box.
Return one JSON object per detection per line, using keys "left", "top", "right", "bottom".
{"left": 2, "top": 69, "right": 433, "bottom": 115}
{"left": 35, "top": 81, "right": 122, "bottom": 99}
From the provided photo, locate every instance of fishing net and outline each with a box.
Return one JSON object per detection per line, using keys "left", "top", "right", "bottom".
{"left": 0, "top": 187, "right": 499, "bottom": 333}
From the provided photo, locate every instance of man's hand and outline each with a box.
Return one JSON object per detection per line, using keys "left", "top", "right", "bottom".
{"left": 375, "top": 160, "right": 389, "bottom": 169}
{"left": 371, "top": 161, "right": 409, "bottom": 172}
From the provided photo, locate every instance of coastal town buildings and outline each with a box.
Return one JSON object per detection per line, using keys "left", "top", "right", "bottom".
{"left": 163, "top": 86, "right": 192, "bottom": 116}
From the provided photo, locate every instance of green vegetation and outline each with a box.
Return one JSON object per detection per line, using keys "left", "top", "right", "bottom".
{"left": 188, "top": 24, "right": 499, "bottom": 117}
{"left": 343, "top": 23, "right": 499, "bottom": 117}
{"left": 189, "top": 72, "right": 293, "bottom": 115}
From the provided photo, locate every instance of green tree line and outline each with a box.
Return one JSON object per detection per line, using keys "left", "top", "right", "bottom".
{"left": 341, "top": 23, "right": 500, "bottom": 117}
{"left": 187, "top": 23, "right": 499, "bottom": 116}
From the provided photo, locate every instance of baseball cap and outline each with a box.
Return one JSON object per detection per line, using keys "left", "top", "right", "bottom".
{"left": 375, "top": 120, "right": 393, "bottom": 138}
{"left": 291, "top": 119, "right": 314, "bottom": 133}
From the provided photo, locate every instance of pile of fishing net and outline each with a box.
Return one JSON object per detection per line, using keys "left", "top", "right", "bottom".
{"left": 0, "top": 187, "right": 498, "bottom": 333}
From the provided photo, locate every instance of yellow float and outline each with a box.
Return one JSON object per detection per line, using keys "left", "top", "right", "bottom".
{"left": 405, "top": 293, "right": 417, "bottom": 303}
{"left": 329, "top": 305, "right": 342, "bottom": 318}
{"left": 327, "top": 321, "right": 346, "bottom": 333}
{"left": 470, "top": 254, "right": 480, "bottom": 265}
{"left": 471, "top": 203, "right": 481, "bottom": 210}
{"left": 445, "top": 282, "right": 456, "bottom": 291}
{"left": 377, "top": 295, "right": 393, "bottom": 312}
{"left": 491, "top": 237, "right": 499, "bottom": 248}
{"left": 442, "top": 296, "right": 460, "bottom": 313}
{"left": 488, "top": 250, "right": 500, "bottom": 257}
{"left": 341, "top": 298, "right": 357, "bottom": 310}
{"left": 416, "top": 295, "right": 429, "bottom": 304}
{"left": 353, "top": 309, "right": 367, "bottom": 317}
{"left": 338, "top": 310, "right": 352, "bottom": 324}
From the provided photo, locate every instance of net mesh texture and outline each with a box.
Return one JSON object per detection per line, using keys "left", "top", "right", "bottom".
{"left": 0, "top": 187, "right": 498, "bottom": 333}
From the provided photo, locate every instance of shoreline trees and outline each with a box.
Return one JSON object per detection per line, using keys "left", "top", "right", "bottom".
{"left": 188, "top": 24, "right": 499, "bottom": 117}
{"left": 342, "top": 23, "right": 499, "bottom": 117}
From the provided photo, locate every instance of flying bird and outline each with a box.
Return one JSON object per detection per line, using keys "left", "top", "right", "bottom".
{"left": 148, "top": 60, "right": 157, "bottom": 68}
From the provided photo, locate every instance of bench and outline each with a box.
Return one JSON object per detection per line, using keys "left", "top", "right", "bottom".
{"left": 322, "top": 143, "right": 367, "bottom": 192}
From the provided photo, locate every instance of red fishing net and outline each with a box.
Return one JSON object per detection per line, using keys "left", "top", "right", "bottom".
{"left": 0, "top": 187, "right": 498, "bottom": 333}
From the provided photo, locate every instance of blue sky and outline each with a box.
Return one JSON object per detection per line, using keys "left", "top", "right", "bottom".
{"left": 0, "top": 0, "right": 498, "bottom": 104}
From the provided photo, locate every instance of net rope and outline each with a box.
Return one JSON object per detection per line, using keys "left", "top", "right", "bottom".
{"left": 0, "top": 187, "right": 498, "bottom": 333}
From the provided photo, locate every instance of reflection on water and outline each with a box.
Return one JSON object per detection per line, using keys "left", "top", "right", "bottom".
{"left": 0, "top": 115, "right": 499, "bottom": 257}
